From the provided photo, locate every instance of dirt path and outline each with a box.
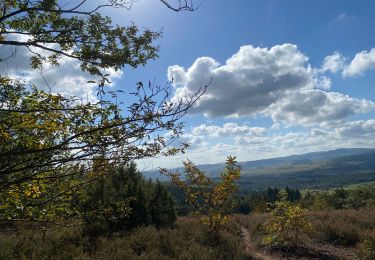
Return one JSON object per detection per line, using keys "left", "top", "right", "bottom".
{"left": 241, "top": 226, "right": 277, "bottom": 260}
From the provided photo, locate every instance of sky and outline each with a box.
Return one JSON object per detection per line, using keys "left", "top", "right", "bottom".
{"left": 1, "top": 0, "right": 375, "bottom": 170}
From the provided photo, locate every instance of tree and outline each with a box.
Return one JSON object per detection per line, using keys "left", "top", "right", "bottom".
{"left": 0, "top": 0, "right": 206, "bottom": 223}
{"left": 0, "top": 0, "right": 197, "bottom": 75}
{"left": 80, "top": 163, "right": 176, "bottom": 236}
{"left": 162, "top": 156, "right": 241, "bottom": 232}
{"left": 149, "top": 180, "right": 176, "bottom": 228}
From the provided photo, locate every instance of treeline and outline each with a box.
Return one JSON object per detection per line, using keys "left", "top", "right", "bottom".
{"left": 80, "top": 163, "right": 176, "bottom": 236}
{"left": 234, "top": 187, "right": 302, "bottom": 214}
{"left": 1, "top": 163, "right": 177, "bottom": 237}
{"left": 168, "top": 186, "right": 302, "bottom": 215}
{"left": 303, "top": 185, "right": 375, "bottom": 210}
{"left": 167, "top": 184, "right": 375, "bottom": 216}
{"left": 232, "top": 184, "right": 375, "bottom": 214}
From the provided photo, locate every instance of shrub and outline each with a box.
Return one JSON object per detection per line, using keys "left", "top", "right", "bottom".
{"left": 315, "top": 222, "right": 360, "bottom": 246}
{"left": 357, "top": 232, "right": 375, "bottom": 260}
{"left": 263, "top": 191, "right": 312, "bottom": 248}
{"left": 162, "top": 156, "right": 241, "bottom": 232}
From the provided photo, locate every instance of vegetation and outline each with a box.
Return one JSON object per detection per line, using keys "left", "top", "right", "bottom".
{"left": 235, "top": 207, "right": 375, "bottom": 259}
{"left": 262, "top": 191, "right": 312, "bottom": 249}
{"left": 0, "top": 217, "right": 251, "bottom": 260}
{"left": 304, "top": 185, "right": 375, "bottom": 210}
{"left": 358, "top": 232, "right": 375, "bottom": 260}
{"left": 162, "top": 156, "right": 241, "bottom": 231}
{"left": 0, "top": 0, "right": 194, "bottom": 74}
{"left": 0, "top": 0, "right": 207, "bottom": 225}
{"left": 1, "top": 2, "right": 374, "bottom": 259}
{"left": 80, "top": 163, "right": 176, "bottom": 236}
{"left": 177, "top": 149, "right": 375, "bottom": 191}
{"left": 234, "top": 186, "right": 302, "bottom": 213}
{"left": 231, "top": 182, "right": 375, "bottom": 214}
{"left": 0, "top": 175, "right": 374, "bottom": 259}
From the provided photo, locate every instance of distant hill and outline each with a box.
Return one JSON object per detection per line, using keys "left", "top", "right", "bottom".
{"left": 144, "top": 148, "right": 375, "bottom": 190}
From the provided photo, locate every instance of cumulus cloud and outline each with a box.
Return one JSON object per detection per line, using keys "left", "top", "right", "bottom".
{"left": 321, "top": 52, "right": 345, "bottom": 73}
{"left": 245, "top": 120, "right": 375, "bottom": 152}
{"left": 141, "top": 119, "right": 375, "bottom": 169}
{"left": 321, "top": 48, "right": 375, "bottom": 77}
{"left": 0, "top": 34, "right": 122, "bottom": 102}
{"left": 169, "top": 44, "right": 374, "bottom": 125}
{"left": 177, "top": 132, "right": 206, "bottom": 147}
{"left": 169, "top": 44, "right": 313, "bottom": 117}
{"left": 313, "top": 73, "right": 331, "bottom": 90}
{"left": 191, "top": 123, "right": 266, "bottom": 138}
{"left": 336, "top": 120, "right": 375, "bottom": 139}
{"left": 267, "top": 89, "right": 374, "bottom": 126}
{"left": 343, "top": 48, "right": 375, "bottom": 77}
{"left": 191, "top": 120, "right": 375, "bottom": 161}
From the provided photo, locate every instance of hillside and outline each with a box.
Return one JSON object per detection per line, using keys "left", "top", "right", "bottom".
{"left": 145, "top": 148, "right": 375, "bottom": 190}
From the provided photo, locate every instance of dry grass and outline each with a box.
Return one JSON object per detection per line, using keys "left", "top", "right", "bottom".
{"left": 1, "top": 208, "right": 374, "bottom": 259}
{"left": 233, "top": 208, "right": 375, "bottom": 259}
{"left": 0, "top": 217, "right": 252, "bottom": 260}
{"left": 309, "top": 208, "right": 375, "bottom": 247}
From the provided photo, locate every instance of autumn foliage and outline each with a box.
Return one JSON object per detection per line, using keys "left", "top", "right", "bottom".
{"left": 162, "top": 156, "right": 241, "bottom": 231}
{"left": 263, "top": 190, "right": 312, "bottom": 248}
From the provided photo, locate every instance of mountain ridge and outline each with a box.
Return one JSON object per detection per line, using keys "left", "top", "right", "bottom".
{"left": 145, "top": 148, "right": 375, "bottom": 176}
{"left": 144, "top": 148, "right": 375, "bottom": 189}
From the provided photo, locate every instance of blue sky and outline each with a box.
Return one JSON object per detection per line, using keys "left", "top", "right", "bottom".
{"left": 1, "top": 0, "right": 375, "bottom": 170}
{"left": 115, "top": 0, "right": 375, "bottom": 170}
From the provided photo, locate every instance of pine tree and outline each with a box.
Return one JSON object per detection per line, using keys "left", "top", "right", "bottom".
{"left": 80, "top": 164, "right": 176, "bottom": 236}
{"left": 149, "top": 181, "right": 176, "bottom": 228}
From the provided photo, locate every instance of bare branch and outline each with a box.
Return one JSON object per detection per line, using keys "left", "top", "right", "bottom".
{"left": 160, "top": 0, "right": 199, "bottom": 11}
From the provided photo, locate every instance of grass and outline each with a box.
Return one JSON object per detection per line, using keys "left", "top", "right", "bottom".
{"left": 0, "top": 217, "right": 252, "bottom": 260}
{"left": 233, "top": 208, "right": 375, "bottom": 259}
{"left": 309, "top": 208, "right": 375, "bottom": 247}
{"left": 1, "top": 208, "right": 374, "bottom": 259}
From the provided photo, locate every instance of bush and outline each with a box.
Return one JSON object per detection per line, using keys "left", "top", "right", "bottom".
{"left": 162, "top": 156, "right": 241, "bottom": 232}
{"left": 357, "top": 232, "right": 375, "bottom": 260}
{"left": 315, "top": 222, "right": 360, "bottom": 246}
{"left": 263, "top": 191, "right": 312, "bottom": 249}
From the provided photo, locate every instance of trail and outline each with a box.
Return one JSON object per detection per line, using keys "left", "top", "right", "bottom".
{"left": 241, "top": 226, "right": 276, "bottom": 260}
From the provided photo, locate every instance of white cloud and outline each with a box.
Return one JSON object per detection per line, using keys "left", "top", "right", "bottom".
{"left": 169, "top": 44, "right": 374, "bottom": 125}
{"left": 139, "top": 119, "right": 375, "bottom": 169}
{"left": 0, "top": 33, "right": 122, "bottom": 102}
{"left": 321, "top": 48, "right": 375, "bottom": 77}
{"left": 313, "top": 73, "right": 332, "bottom": 90}
{"left": 336, "top": 120, "right": 375, "bottom": 139}
{"left": 321, "top": 52, "right": 345, "bottom": 73}
{"left": 266, "top": 89, "right": 375, "bottom": 126}
{"left": 190, "top": 120, "right": 375, "bottom": 164}
{"left": 177, "top": 132, "right": 206, "bottom": 147}
{"left": 169, "top": 44, "right": 313, "bottom": 118}
{"left": 343, "top": 48, "right": 375, "bottom": 77}
{"left": 191, "top": 123, "right": 266, "bottom": 138}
